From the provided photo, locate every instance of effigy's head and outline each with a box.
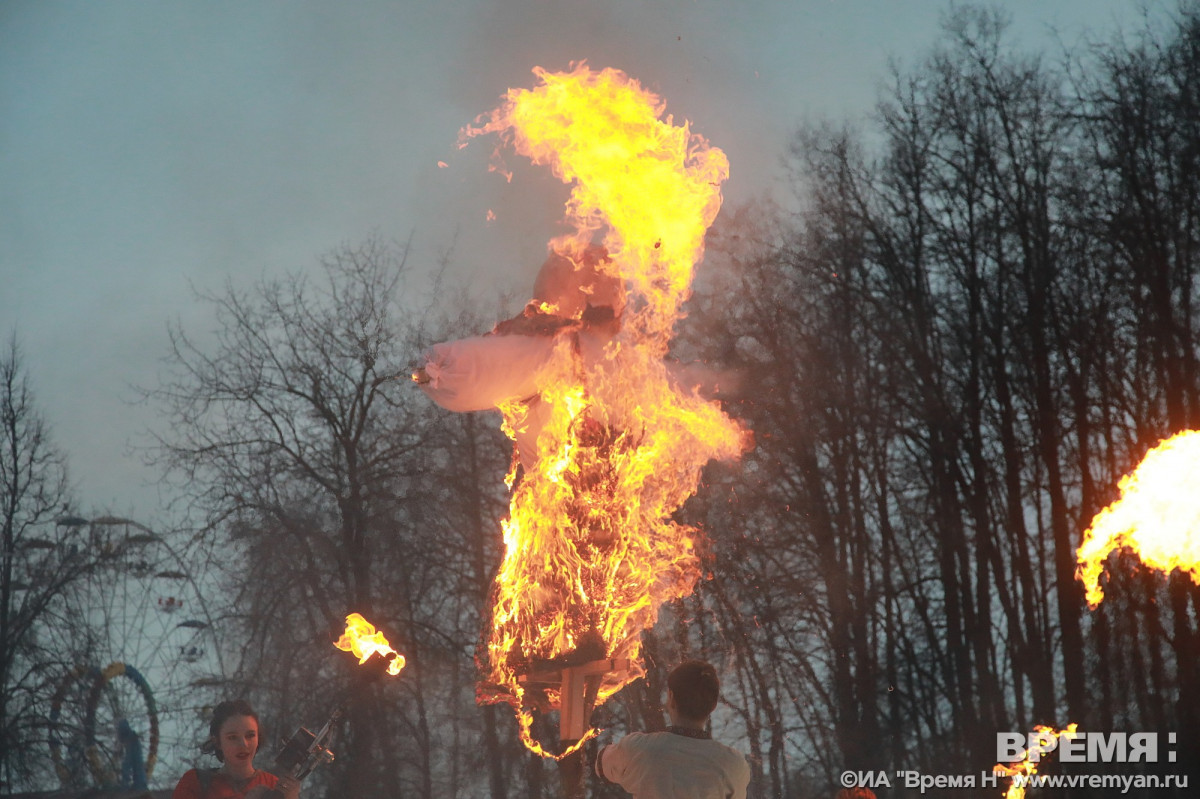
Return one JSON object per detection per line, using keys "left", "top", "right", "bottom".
{"left": 532, "top": 244, "right": 625, "bottom": 320}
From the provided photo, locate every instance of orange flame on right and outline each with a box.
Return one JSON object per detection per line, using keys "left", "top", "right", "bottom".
{"left": 1077, "top": 430, "right": 1200, "bottom": 607}
{"left": 993, "top": 724, "right": 1078, "bottom": 799}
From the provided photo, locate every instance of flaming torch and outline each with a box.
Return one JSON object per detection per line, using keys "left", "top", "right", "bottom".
{"left": 993, "top": 724, "right": 1079, "bottom": 799}
{"left": 265, "top": 614, "right": 406, "bottom": 796}
{"left": 334, "top": 612, "right": 407, "bottom": 676}
{"left": 420, "top": 63, "right": 748, "bottom": 756}
{"left": 1077, "top": 430, "right": 1200, "bottom": 607}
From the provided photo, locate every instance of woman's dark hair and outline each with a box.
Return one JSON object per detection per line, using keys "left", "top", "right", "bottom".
{"left": 668, "top": 659, "right": 720, "bottom": 722}
{"left": 201, "top": 699, "right": 260, "bottom": 761}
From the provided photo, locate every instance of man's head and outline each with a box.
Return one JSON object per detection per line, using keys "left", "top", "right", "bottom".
{"left": 667, "top": 659, "right": 721, "bottom": 724}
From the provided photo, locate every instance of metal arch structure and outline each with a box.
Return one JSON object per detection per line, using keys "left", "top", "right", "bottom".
{"left": 45, "top": 517, "right": 228, "bottom": 790}
{"left": 83, "top": 661, "right": 160, "bottom": 787}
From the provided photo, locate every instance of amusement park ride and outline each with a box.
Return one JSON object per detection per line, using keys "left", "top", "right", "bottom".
{"left": 44, "top": 517, "right": 222, "bottom": 791}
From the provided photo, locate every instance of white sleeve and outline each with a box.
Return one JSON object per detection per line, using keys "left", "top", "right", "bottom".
{"left": 728, "top": 751, "right": 751, "bottom": 799}
{"left": 595, "top": 745, "right": 611, "bottom": 780}
{"left": 418, "top": 334, "right": 557, "bottom": 412}
{"left": 597, "top": 734, "right": 639, "bottom": 787}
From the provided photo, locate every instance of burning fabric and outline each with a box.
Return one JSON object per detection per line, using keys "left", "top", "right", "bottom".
{"left": 415, "top": 64, "right": 748, "bottom": 754}
{"left": 417, "top": 246, "right": 623, "bottom": 475}
{"left": 1077, "top": 430, "right": 1200, "bottom": 607}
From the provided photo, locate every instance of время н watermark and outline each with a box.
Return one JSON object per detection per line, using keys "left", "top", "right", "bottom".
{"left": 997, "top": 730, "right": 1177, "bottom": 763}
{"left": 838, "top": 730, "right": 1187, "bottom": 794}
{"left": 839, "top": 770, "right": 1189, "bottom": 794}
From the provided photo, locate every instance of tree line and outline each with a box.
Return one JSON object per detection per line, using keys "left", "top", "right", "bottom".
{"left": 678, "top": 5, "right": 1200, "bottom": 796}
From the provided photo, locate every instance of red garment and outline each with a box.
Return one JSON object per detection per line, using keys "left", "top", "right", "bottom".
{"left": 172, "top": 767, "right": 279, "bottom": 799}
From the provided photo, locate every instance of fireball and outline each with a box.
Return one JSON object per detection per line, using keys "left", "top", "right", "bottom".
{"left": 1077, "top": 430, "right": 1200, "bottom": 607}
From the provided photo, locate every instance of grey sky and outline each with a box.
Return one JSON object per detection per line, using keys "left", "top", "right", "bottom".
{"left": 1, "top": 0, "right": 1152, "bottom": 518}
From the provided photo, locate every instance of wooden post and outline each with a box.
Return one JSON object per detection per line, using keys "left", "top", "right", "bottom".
{"left": 518, "top": 658, "right": 628, "bottom": 799}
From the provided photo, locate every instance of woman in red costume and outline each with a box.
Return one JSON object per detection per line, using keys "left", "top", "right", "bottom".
{"left": 172, "top": 699, "right": 300, "bottom": 799}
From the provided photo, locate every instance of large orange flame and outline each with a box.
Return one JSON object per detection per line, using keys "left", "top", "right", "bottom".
{"left": 461, "top": 64, "right": 747, "bottom": 754}
{"left": 334, "top": 613, "right": 406, "bottom": 676}
{"left": 993, "top": 724, "right": 1078, "bottom": 799}
{"left": 1077, "top": 430, "right": 1200, "bottom": 607}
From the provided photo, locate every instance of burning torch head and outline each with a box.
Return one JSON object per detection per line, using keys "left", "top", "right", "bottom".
{"left": 355, "top": 650, "right": 402, "bottom": 685}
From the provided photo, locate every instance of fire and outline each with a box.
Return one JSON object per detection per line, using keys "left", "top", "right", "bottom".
{"left": 461, "top": 64, "right": 747, "bottom": 754}
{"left": 1077, "top": 430, "right": 1200, "bottom": 607}
{"left": 993, "top": 724, "right": 1079, "bottom": 799}
{"left": 333, "top": 613, "right": 406, "bottom": 676}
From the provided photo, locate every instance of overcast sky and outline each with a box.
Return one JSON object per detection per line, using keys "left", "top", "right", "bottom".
{"left": 1, "top": 0, "right": 1156, "bottom": 519}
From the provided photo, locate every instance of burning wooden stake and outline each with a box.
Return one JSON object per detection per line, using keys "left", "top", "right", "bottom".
{"left": 516, "top": 657, "right": 628, "bottom": 799}
{"left": 517, "top": 657, "right": 630, "bottom": 743}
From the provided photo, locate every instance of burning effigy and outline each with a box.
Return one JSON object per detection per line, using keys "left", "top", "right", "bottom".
{"left": 414, "top": 64, "right": 748, "bottom": 755}
{"left": 1077, "top": 430, "right": 1200, "bottom": 607}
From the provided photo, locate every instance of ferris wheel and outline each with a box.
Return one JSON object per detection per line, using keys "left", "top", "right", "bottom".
{"left": 47, "top": 517, "right": 226, "bottom": 790}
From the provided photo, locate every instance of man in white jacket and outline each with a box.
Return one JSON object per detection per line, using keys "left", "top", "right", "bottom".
{"left": 596, "top": 660, "right": 751, "bottom": 799}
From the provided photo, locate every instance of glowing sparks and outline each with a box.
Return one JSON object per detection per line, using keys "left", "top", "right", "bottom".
{"left": 333, "top": 613, "right": 406, "bottom": 676}
{"left": 1077, "top": 430, "right": 1200, "bottom": 607}
{"left": 994, "top": 724, "right": 1079, "bottom": 799}
{"left": 461, "top": 64, "right": 747, "bottom": 754}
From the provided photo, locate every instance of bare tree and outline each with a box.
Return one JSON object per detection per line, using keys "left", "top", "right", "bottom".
{"left": 145, "top": 237, "right": 426, "bottom": 794}
{"left": 1069, "top": 4, "right": 1200, "bottom": 772}
{"left": 145, "top": 238, "right": 530, "bottom": 797}
{"left": 671, "top": 9, "right": 1200, "bottom": 796}
{"left": 0, "top": 333, "right": 89, "bottom": 790}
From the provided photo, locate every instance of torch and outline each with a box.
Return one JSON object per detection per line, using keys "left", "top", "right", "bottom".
{"left": 263, "top": 613, "right": 405, "bottom": 798}
{"left": 263, "top": 707, "right": 341, "bottom": 796}
{"left": 993, "top": 724, "right": 1079, "bottom": 799}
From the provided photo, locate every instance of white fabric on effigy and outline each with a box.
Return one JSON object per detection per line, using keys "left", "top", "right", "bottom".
{"left": 419, "top": 333, "right": 559, "bottom": 412}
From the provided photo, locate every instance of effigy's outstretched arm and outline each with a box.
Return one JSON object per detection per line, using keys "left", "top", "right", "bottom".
{"left": 416, "top": 334, "right": 559, "bottom": 412}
